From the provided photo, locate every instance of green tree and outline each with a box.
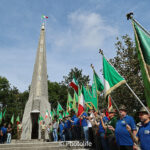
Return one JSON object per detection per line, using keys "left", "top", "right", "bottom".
{"left": 0, "top": 76, "right": 10, "bottom": 106}
{"left": 48, "top": 81, "right": 67, "bottom": 109}
{"left": 62, "top": 67, "right": 90, "bottom": 87}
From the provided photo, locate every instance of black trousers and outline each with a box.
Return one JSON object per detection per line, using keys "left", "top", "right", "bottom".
{"left": 88, "top": 127, "right": 94, "bottom": 147}
{"left": 76, "top": 126, "right": 81, "bottom": 140}
{"left": 71, "top": 126, "right": 76, "bottom": 140}
{"left": 95, "top": 133, "right": 102, "bottom": 150}
{"left": 107, "top": 135, "right": 119, "bottom": 150}
{"left": 119, "top": 146, "right": 133, "bottom": 150}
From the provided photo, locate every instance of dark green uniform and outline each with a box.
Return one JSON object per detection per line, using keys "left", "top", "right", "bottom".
{"left": 106, "top": 116, "right": 119, "bottom": 150}
{"left": 106, "top": 116, "right": 117, "bottom": 135}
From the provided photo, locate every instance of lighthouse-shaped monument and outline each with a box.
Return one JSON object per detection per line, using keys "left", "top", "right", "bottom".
{"left": 21, "top": 23, "right": 51, "bottom": 140}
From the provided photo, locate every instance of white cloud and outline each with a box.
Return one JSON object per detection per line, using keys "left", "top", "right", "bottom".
{"left": 46, "top": 11, "right": 119, "bottom": 87}
{"left": 0, "top": 11, "right": 119, "bottom": 92}
{"left": 48, "top": 11, "right": 118, "bottom": 53}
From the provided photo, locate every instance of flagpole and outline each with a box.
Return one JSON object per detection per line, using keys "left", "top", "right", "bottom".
{"left": 126, "top": 12, "right": 150, "bottom": 36}
{"left": 110, "top": 96, "right": 120, "bottom": 113}
{"left": 91, "top": 64, "right": 99, "bottom": 112}
{"left": 99, "top": 49, "right": 150, "bottom": 114}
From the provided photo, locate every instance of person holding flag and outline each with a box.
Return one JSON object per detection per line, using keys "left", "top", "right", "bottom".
{"left": 108, "top": 105, "right": 137, "bottom": 150}
{"left": 126, "top": 107, "right": 150, "bottom": 150}
{"left": 79, "top": 110, "right": 89, "bottom": 142}
{"left": 69, "top": 110, "right": 79, "bottom": 140}
{"left": 101, "top": 107, "right": 118, "bottom": 150}
{"left": 95, "top": 110, "right": 109, "bottom": 150}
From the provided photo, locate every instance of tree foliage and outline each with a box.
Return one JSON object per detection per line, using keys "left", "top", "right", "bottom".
{"left": 0, "top": 76, "right": 29, "bottom": 138}
{"left": 48, "top": 81, "right": 67, "bottom": 109}
{"left": 62, "top": 67, "right": 90, "bottom": 87}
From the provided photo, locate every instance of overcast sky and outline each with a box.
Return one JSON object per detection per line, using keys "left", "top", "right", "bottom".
{"left": 0, "top": 0, "right": 150, "bottom": 92}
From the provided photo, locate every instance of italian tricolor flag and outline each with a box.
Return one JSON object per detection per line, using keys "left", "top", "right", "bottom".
{"left": 42, "top": 15, "right": 48, "bottom": 19}
{"left": 77, "top": 88, "right": 85, "bottom": 116}
{"left": 45, "top": 110, "right": 49, "bottom": 119}
{"left": 103, "top": 56, "right": 126, "bottom": 97}
{"left": 69, "top": 76, "right": 79, "bottom": 93}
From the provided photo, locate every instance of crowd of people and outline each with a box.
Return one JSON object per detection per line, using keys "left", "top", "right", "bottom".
{"left": 0, "top": 105, "right": 150, "bottom": 150}
{"left": 40, "top": 105, "right": 150, "bottom": 150}
{"left": 0, "top": 122, "right": 22, "bottom": 144}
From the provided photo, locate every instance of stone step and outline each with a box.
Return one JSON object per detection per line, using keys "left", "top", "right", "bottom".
{"left": 11, "top": 139, "right": 44, "bottom": 143}
{"left": 0, "top": 141, "right": 92, "bottom": 150}
{"left": 0, "top": 142, "right": 61, "bottom": 148}
{"left": 0, "top": 145, "right": 90, "bottom": 150}
{"left": 0, "top": 146, "right": 61, "bottom": 150}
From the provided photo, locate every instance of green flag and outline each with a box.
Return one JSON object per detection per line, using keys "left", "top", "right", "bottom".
{"left": 72, "top": 92, "right": 76, "bottom": 112}
{"left": 76, "top": 107, "right": 78, "bottom": 113}
{"left": 67, "top": 93, "right": 73, "bottom": 112}
{"left": 68, "top": 92, "right": 73, "bottom": 102}
{"left": 65, "top": 110, "right": 69, "bottom": 116}
{"left": 91, "top": 80, "right": 98, "bottom": 111}
{"left": 103, "top": 56, "right": 126, "bottom": 97}
{"left": 57, "top": 102, "right": 63, "bottom": 115}
{"left": 58, "top": 113, "right": 63, "bottom": 120}
{"left": 133, "top": 21, "right": 150, "bottom": 107}
{"left": 86, "top": 102, "right": 93, "bottom": 109}
{"left": 16, "top": 115, "right": 20, "bottom": 122}
{"left": 82, "top": 86, "right": 96, "bottom": 110}
{"left": 50, "top": 111, "right": 53, "bottom": 120}
{"left": 3, "top": 109, "right": 6, "bottom": 119}
{"left": 82, "top": 86, "right": 92, "bottom": 105}
{"left": 85, "top": 105, "right": 89, "bottom": 113}
{"left": 38, "top": 114, "right": 44, "bottom": 124}
{"left": 93, "top": 70, "right": 104, "bottom": 93}
{"left": 75, "top": 91, "right": 78, "bottom": 103}
{"left": 53, "top": 109, "right": 56, "bottom": 116}
{"left": 11, "top": 114, "right": 14, "bottom": 124}
{"left": 0, "top": 112, "right": 2, "bottom": 123}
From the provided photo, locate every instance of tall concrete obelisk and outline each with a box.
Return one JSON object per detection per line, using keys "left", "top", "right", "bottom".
{"left": 21, "top": 23, "right": 51, "bottom": 140}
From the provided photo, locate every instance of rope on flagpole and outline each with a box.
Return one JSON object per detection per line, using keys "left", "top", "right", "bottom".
{"left": 99, "top": 49, "right": 150, "bottom": 114}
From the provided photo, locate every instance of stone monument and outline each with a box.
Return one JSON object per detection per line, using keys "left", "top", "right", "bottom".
{"left": 21, "top": 23, "right": 51, "bottom": 140}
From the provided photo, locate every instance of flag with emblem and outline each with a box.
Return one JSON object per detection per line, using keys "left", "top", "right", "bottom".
{"left": 103, "top": 56, "right": 126, "bottom": 97}
{"left": 132, "top": 21, "right": 150, "bottom": 107}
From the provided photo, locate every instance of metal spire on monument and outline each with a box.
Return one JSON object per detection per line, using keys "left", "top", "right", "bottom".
{"left": 21, "top": 21, "right": 51, "bottom": 140}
